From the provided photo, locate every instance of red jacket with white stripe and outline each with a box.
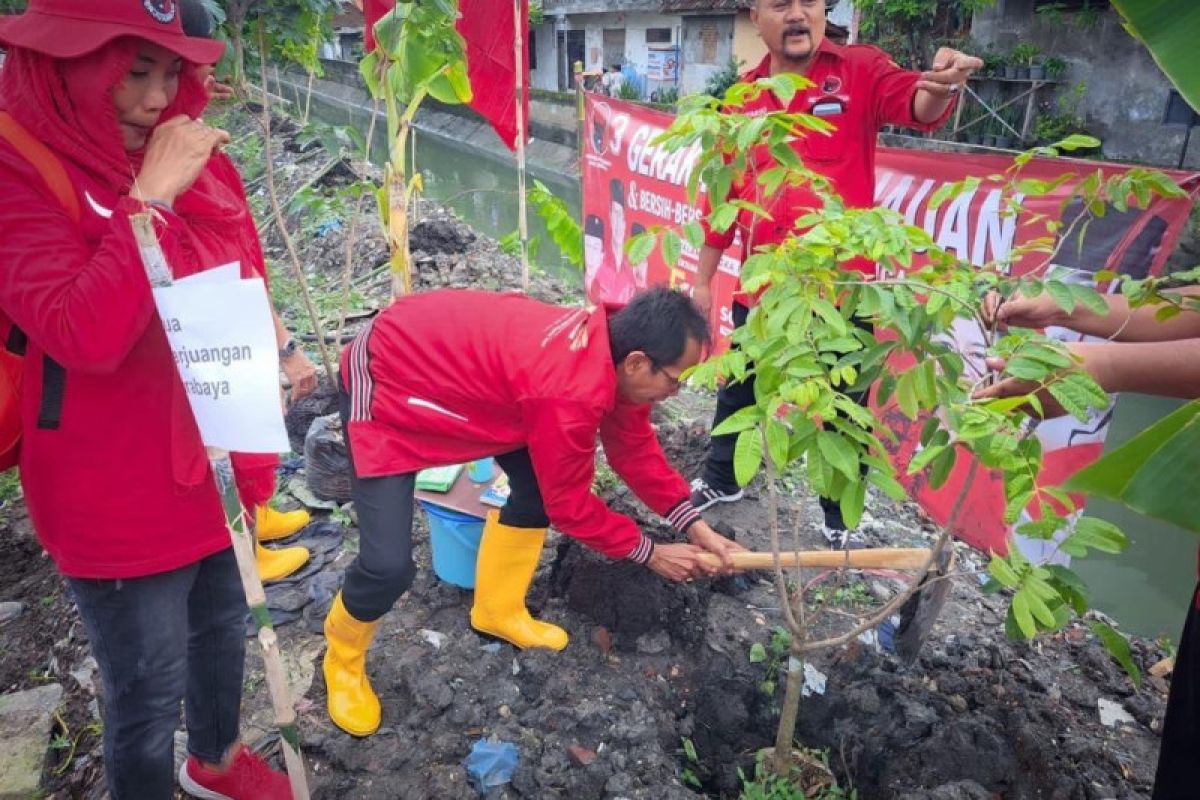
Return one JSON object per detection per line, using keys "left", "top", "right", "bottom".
{"left": 341, "top": 290, "right": 700, "bottom": 562}
{"left": 0, "top": 143, "right": 275, "bottom": 579}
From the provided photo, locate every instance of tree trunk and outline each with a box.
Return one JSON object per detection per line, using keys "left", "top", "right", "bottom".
{"left": 772, "top": 640, "right": 805, "bottom": 776}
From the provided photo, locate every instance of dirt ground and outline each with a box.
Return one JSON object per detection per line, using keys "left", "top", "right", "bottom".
{"left": 0, "top": 101, "right": 1179, "bottom": 799}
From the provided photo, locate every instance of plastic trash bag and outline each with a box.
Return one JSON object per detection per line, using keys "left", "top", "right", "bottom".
{"left": 305, "top": 413, "right": 352, "bottom": 503}
{"left": 464, "top": 737, "right": 519, "bottom": 794}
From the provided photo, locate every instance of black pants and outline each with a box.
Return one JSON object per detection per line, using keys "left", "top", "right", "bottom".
{"left": 1153, "top": 583, "right": 1200, "bottom": 799}
{"left": 702, "top": 302, "right": 869, "bottom": 530}
{"left": 67, "top": 549, "right": 246, "bottom": 800}
{"left": 338, "top": 390, "right": 550, "bottom": 622}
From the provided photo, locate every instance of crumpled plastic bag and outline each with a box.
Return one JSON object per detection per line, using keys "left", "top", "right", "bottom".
{"left": 464, "top": 737, "right": 519, "bottom": 794}
{"left": 304, "top": 413, "right": 352, "bottom": 503}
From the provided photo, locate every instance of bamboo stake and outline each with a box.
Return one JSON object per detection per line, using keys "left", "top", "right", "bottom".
{"left": 513, "top": 0, "right": 530, "bottom": 292}
{"left": 256, "top": 30, "right": 337, "bottom": 385}
{"left": 129, "top": 212, "right": 310, "bottom": 800}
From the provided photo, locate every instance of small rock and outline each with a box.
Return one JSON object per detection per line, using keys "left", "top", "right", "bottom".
{"left": 0, "top": 684, "right": 64, "bottom": 799}
{"left": 635, "top": 630, "right": 671, "bottom": 655}
{"left": 1149, "top": 656, "right": 1174, "bottom": 678}
{"left": 566, "top": 744, "right": 597, "bottom": 767}
{"left": 420, "top": 629, "right": 447, "bottom": 650}
{"left": 592, "top": 626, "right": 613, "bottom": 656}
{"left": 499, "top": 705, "right": 511, "bottom": 718}
{"left": 948, "top": 694, "right": 968, "bottom": 713}
{"left": 1097, "top": 697, "right": 1136, "bottom": 728}
{"left": 0, "top": 602, "right": 23, "bottom": 625}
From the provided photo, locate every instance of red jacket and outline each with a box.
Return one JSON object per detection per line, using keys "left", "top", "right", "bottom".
{"left": 342, "top": 290, "right": 701, "bottom": 562}
{"left": 704, "top": 41, "right": 955, "bottom": 301}
{"left": 0, "top": 144, "right": 273, "bottom": 579}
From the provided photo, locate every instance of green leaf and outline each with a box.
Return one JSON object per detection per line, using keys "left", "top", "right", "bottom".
{"left": 868, "top": 468, "right": 908, "bottom": 502}
{"left": 711, "top": 406, "right": 763, "bottom": 437}
{"left": 929, "top": 447, "right": 957, "bottom": 490}
{"left": 1056, "top": 134, "right": 1102, "bottom": 151}
{"left": 1069, "top": 283, "right": 1111, "bottom": 316}
{"left": 1066, "top": 400, "right": 1200, "bottom": 535}
{"left": 817, "top": 431, "right": 859, "bottom": 481}
{"left": 682, "top": 220, "right": 705, "bottom": 249}
{"left": 626, "top": 232, "right": 657, "bottom": 266}
{"left": 709, "top": 204, "right": 738, "bottom": 233}
{"left": 1088, "top": 620, "right": 1142, "bottom": 687}
{"left": 660, "top": 229, "right": 682, "bottom": 268}
{"left": 734, "top": 429, "right": 763, "bottom": 487}
{"left": 1011, "top": 589, "right": 1038, "bottom": 639}
{"left": 764, "top": 419, "right": 790, "bottom": 473}
{"left": 839, "top": 479, "right": 866, "bottom": 530}
{"left": 1067, "top": 516, "right": 1129, "bottom": 555}
{"left": 896, "top": 369, "right": 919, "bottom": 420}
{"left": 988, "top": 555, "right": 1021, "bottom": 588}
{"left": 360, "top": 51, "right": 384, "bottom": 98}
{"left": 1045, "top": 280, "right": 1076, "bottom": 315}
{"left": 749, "top": 642, "right": 767, "bottom": 663}
{"left": 1111, "top": 0, "right": 1200, "bottom": 114}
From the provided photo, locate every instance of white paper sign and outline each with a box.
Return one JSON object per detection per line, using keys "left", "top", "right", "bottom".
{"left": 152, "top": 276, "right": 289, "bottom": 453}
{"left": 175, "top": 261, "right": 241, "bottom": 287}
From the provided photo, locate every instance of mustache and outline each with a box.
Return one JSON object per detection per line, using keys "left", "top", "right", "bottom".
{"left": 783, "top": 24, "right": 810, "bottom": 36}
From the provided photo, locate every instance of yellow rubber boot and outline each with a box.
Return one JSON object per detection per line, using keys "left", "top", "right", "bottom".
{"left": 470, "top": 511, "right": 569, "bottom": 651}
{"left": 255, "top": 504, "right": 311, "bottom": 543}
{"left": 323, "top": 592, "right": 381, "bottom": 736}
{"left": 255, "top": 542, "right": 309, "bottom": 583}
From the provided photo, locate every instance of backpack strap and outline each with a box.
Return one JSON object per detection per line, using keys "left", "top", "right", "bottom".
{"left": 0, "top": 112, "right": 81, "bottom": 224}
{"left": 0, "top": 111, "right": 78, "bottom": 430}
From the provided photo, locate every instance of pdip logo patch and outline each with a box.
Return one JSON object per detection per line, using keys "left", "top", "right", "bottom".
{"left": 821, "top": 75, "right": 843, "bottom": 95}
{"left": 143, "top": 0, "right": 177, "bottom": 24}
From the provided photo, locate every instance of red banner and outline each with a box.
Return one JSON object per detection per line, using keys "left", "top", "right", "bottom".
{"left": 582, "top": 93, "right": 1200, "bottom": 554}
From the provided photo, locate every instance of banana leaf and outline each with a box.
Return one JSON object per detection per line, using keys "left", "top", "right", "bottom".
{"left": 1112, "top": 0, "right": 1200, "bottom": 112}
{"left": 1064, "top": 399, "right": 1200, "bottom": 535}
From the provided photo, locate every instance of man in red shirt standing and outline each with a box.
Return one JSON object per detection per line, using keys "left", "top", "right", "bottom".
{"left": 323, "top": 287, "right": 743, "bottom": 737}
{"left": 587, "top": 178, "right": 639, "bottom": 306}
{"left": 688, "top": 0, "right": 980, "bottom": 548}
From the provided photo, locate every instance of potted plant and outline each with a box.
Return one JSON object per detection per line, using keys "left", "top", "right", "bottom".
{"left": 1043, "top": 55, "right": 1068, "bottom": 82}
{"left": 1010, "top": 43, "right": 1040, "bottom": 80}
{"left": 1000, "top": 51, "right": 1017, "bottom": 80}
{"left": 982, "top": 117, "right": 997, "bottom": 147}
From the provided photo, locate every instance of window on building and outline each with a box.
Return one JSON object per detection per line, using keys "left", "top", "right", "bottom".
{"left": 530, "top": 29, "right": 537, "bottom": 70}
{"left": 646, "top": 28, "right": 672, "bottom": 45}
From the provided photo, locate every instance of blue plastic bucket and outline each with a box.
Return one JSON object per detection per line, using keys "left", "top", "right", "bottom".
{"left": 419, "top": 500, "right": 484, "bottom": 589}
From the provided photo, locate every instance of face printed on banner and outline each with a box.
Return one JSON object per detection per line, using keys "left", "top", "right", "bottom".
{"left": 584, "top": 216, "right": 605, "bottom": 284}
{"left": 630, "top": 222, "right": 648, "bottom": 286}
{"left": 114, "top": 42, "right": 184, "bottom": 151}
{"left": 752, "top": 0, "right": 827, "bottom": 71}
{"left": 610, "top": 179, "right": 626, "bottom": 263}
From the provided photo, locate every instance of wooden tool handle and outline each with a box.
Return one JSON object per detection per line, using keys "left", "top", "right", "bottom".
{"left": 698, "top": 548, "right": 932, "bottom": 571}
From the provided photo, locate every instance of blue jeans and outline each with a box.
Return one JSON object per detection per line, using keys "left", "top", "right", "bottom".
{"left": 68, "top": 548, "right": 247, "bottom": 800}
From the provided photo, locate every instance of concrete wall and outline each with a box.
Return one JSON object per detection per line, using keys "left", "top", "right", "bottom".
{"left": 530, "top": 22, "right": 558, "bottom": 91}
{"left": 732, "top": 12, "right": 766, "bottom": 73}
{"left": 972, "top": 0, "right": 1198, "bottom": 169}
{"left": 679, "top": 15, "right": 735, "bottom": 95}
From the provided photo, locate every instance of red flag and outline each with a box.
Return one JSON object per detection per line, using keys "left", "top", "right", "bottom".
{"left": 361, "top": 0, "right": 530, "bottom": 152}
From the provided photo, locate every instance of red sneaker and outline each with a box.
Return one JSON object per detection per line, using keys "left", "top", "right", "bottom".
{"left": 178, "top": 744, "right": 293, "bottom": 800}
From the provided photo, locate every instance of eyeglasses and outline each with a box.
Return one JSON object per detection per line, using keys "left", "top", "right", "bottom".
{"left": 651, "top": 360, "right": 685, "bottom": 389}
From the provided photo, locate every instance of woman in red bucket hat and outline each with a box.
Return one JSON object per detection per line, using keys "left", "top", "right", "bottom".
{"left": 0, "top": 1, "right": 295, "bottom": 798}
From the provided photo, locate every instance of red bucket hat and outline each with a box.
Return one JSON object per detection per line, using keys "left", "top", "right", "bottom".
{"left": 0, "top": 0, "right": 224, "bottom": 62}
